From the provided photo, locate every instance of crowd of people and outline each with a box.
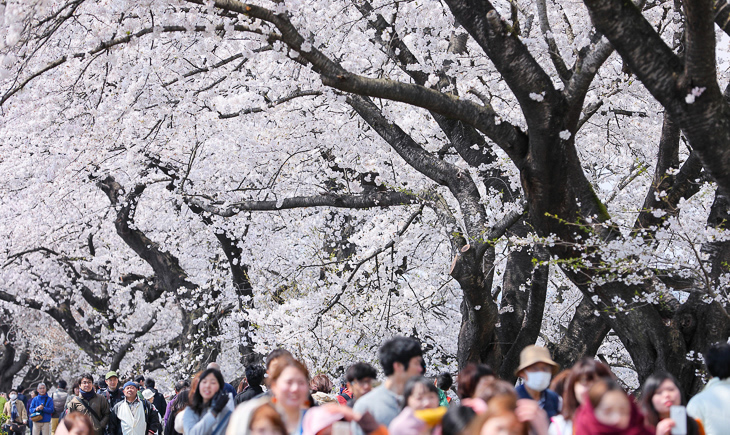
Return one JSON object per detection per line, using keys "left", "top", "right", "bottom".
{"left": 1, "top": 339, "right": 729, "bottom": 435}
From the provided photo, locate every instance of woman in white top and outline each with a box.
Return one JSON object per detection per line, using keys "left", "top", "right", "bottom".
{"left": 548, "top": 357, "right": 614, "bottom": 435}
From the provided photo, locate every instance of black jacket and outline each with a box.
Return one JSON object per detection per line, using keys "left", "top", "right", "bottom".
{"left": 108, "top": 399, "right": 161, "bottom": 435}
{"left": 147, "top": 389, "right": 167, "bottom": 419}
{"left": 234, "top": 385, "right": 264, "bottom": 405}
{"left": 102, "top": 388, "right": 125, "bottom": 410}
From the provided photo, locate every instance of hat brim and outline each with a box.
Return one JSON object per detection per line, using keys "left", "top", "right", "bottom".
{"left": 514, "top": 358, "right": 560, "bottom": 377}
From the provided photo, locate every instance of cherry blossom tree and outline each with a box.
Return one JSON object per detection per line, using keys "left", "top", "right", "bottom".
{"left": 0, "top": 0, "right": 728, "bottom": 393}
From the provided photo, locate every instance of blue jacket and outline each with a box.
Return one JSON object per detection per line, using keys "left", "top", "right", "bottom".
{"left": 29, "top": 394, "right": 54, "bottom": 423}
{"left": 515, "top": 384, "right": 560, "bottom": 420}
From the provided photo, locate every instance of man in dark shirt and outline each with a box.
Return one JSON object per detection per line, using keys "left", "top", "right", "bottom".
{"left": 235, "top": 365, "right": 266, "bottom": 405}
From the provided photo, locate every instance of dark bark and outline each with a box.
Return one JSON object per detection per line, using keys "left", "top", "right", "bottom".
{"left": 452, "top": 243, "right": 501, "bottom": 369}
{"left": 584, "top": 0, "right": 730, "bottom": 196}
{"left": 550, "top": 296, "right": 612, "bottom": 370}
{"left": 0, "top": 322, "right": 30, "bottom": 392}
{"left": 497, "top": 242, "right": 550, "bottom": 381}
{"left": 186, "top": 191, "right": 418, "bottom": 217}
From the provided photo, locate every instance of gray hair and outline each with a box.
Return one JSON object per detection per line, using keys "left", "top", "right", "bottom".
{"left": 37, "top": 383, "right": 46, "bottom": 388}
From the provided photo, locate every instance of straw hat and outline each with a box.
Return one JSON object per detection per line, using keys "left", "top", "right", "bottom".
{"left": 514, "top": 345, "right": 559, "bottom": 376}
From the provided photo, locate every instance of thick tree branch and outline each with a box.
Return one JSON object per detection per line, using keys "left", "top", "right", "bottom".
{"left": 584, "top": 0, "right": 730, "bottom": 195}
{"left": 551, "top": 295, "right": 612, "bottom": 370}
{"left": 535, "top": 0, "right": 571, "bottom": 83}
{"left": 98, "top": 176, "right": 196, "bottom": 297}
{"left": 497, "top": 244, "right": 550, "bottom": 381}
{"left": 185, "top": 191, "right": 419, "bottom": 217}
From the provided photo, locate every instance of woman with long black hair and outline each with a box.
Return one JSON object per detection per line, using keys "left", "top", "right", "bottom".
{"left": 640, "top": 372, "right": 704, "bottom": 435}
{"left": 182, "top": 370, "right": 234, "bottom": 435}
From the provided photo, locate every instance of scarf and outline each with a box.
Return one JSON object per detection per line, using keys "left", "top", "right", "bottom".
{"left": 11, "top": 400, "right": 18, "bottom": 422}
{"left": 572, "top": 396, "right": 652, "bottom": 435}
{"left": 80, "top": 389, "right": 96, "bottom": 401}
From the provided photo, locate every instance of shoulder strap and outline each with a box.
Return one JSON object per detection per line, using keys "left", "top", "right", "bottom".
{"left": 210, "top": 409, "right": 231, "bottom": 435}
{"left": 77, "top": 398, "right": 102, "bottom": 423}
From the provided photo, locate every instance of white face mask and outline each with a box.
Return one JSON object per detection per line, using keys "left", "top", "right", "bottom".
{"left": 524, "top": 371, "right": 551, "bottom": 392}
{"left": 9, "top": 394, "right": 17, "bottom": 400}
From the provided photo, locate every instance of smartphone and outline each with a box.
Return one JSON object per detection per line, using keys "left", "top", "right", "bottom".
{"left": 670, "top": 405, "right": 687, "bottom": 435}
{"left": 331, "top": 422, "right": 352, "bottom": 435}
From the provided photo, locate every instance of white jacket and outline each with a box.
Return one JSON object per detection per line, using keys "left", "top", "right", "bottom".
{"left": 686, "top": 377, "right": 730, "bottom": 435}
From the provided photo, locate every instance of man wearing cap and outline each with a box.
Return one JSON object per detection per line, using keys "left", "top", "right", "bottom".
{"left": 102, "top": 372, "right": 125, "bottom": 411}
{"left": 108, "top": 382, "right": 160, "bottom": 435}
{"left": 515, "top": 345, "right": 561, "bottom": 419}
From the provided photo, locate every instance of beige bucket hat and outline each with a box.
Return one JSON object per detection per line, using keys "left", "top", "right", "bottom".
{"left": 514, "top": 345, "right": 560, "bottom": 376}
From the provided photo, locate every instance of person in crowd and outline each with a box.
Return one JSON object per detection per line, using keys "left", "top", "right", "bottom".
{"left": 353, "top": 336, "right": 424, "bottom": 435}
{"left": 641, "top": 372, "right": 703, "bottom": 435}
{"left": 2, "top": 388, "right": 28, "bottom": 435}
{"left": 141, "top": 388, "right": 164, "bottom": 433}
{"left": 514, "top": 345, "right": 561, "bottom": 420}
{"left": 165, "top": 389, "right": 189, "bottom": 435}
{"left": 235, "top": 365, "right": 266, "bottom": 405}
{"left": 67, "top": 381, "right": 81, "bottom": 408}
{"left": 467, "top": 395, "right": 528, "bottom": 435}
{"left": 28, "top": 389, "right": 39, "bottom": 435}
{"left": 0, "top": 392, "right": 7, "bottom": 414}
{"left": 108, "top": 382, "right": 161, "bottom": 435}
{"left": 267, "top": 358, "right": 310, "bottom": 434}
{"left": 549, "top": 357, "right": 613, "bottom": 435}
{"left": 182, "top": 369, "right": 234, "bottom": 435}
{"left": 66, "top": 374, "right": 111, "bottom": 435}
{"left": 256, "top": 349, "right": 294, "bottom": 400}
{"left": 389, "top": 376, "right": 444, "bottom": 434}
{"left": 687, "top": 342, "right": 730, "bottom": 435}
{"left": 436, "top": 373, "right": 453, "bottom": 407}
{"left": 442, "top": 405, "right": 476, "bottom": 435}
{"left": 340, "top": 362, "right": 377, "bottom": 407}
{"left": 164, "top": 382, "right": 190, "bottom": 428}
{"left": 17, "top": 386, "right": 28, "bottom": 410}
{"left": 135, "top": 378, "right": 146, "bottom": 401}
{"left": 310, "top": 374, "right": 336, "bottom": 405}
{"left": 102, "top": 372, "right": 125, "bottom": 411}
{"left": 301, "top": 403, "right": 387, "bottom": 435}
{"left": 205, "top": 364, "right": 236, "bottom": 398}
{"left": 142, "top": 390, "right": 155, "bottom": 405}
{"left": 52, "top": 380, "right": 70, "bottom": 435}
{"left": 549, "top": 370, "right": 571, "bottom": 400}
{"left": 470, "top": 378, "right": 548, "bottom": 435}
{"left": 30, "top": 383, "right": 55, "bottom": 435}
{"left": 456, "top": 364, "right": 495, "bottom": 399}
{"left": 144, "top": 379, "right": 167, "bottom": 420}
{"left": 572, "top": 378, "right": 650, "bottom": 435}
{"left": 56, "top": 412, "right": 95, "bottom": 435}
{"left": 226, "top": 398, "right": 287, "bottom": 435}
